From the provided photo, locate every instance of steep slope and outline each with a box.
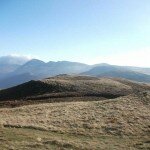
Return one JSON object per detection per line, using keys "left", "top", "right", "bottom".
{"left": 46, "top": 61, "right": 90, "bottom": 76}
{"left": 0, "top": 64, "right": 20, "bottom": 80}
{"left": 82, "top": 66, "right": 150, "bottom": 83}
{"left": 0, "top": 56, "right": 29, "bottom": 81}
{"left": 0, "top": 59, "right": 91, "bottom": 89}
{"left": 82, "top": 65, "right": 117, "bottom": 76}
{"left": 1, "top": 58, "right": 150, "bottom": 89}
{"left": 0, "top": 73, "right": 37, "bottom": 89}
{"left": 98, "top": 70, "right": 150, "bottom": 83}
{"left": 13, "top": 59, "right": 46, "bottom": 77}
{"left": 0, "top": 55, "right": 29, "bottom": 79}
{"left": 93, "top": 64, "right": 150, "bottom": 75}
{"left": 13, "top": 59, "right": 90, "bottom": 78}
{"left": 123, "top": 66, "right": 150, "bottom": 75}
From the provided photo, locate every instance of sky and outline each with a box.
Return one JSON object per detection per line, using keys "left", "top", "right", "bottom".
{"left": 0, "top": 0, "right": 150, "bottom": 67}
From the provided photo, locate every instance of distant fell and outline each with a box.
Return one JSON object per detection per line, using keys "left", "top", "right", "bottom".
{"left": 82, "top": 65, "right": 150, "bottom": 83}
{"left": 0, "top": 57, "right": 150, "bottom": 89}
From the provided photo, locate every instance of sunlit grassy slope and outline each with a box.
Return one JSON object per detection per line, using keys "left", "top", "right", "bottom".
{"left": 0, "top": 92, "right": 150, "bottom": 149}
{"left": 0, "top": 75, "right": 150, "bottom": 149}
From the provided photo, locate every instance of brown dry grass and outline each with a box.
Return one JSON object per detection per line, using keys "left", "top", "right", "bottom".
{"left": 0, "top": 93, "right": 150, "bottom": 149}
{"left": 0, "top": 76, "right": 134, "bottom": 100}
{"left": 0, "top": 76, "right": 150, "bottom": 149}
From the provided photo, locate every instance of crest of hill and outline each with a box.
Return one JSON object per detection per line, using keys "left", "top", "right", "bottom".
{"left": 0, "top": 75, "right": 150, "bottom": 101}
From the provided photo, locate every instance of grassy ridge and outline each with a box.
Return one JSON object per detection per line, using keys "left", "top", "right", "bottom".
{"left": 1, "top": 75, "right": 149, "bottom": 101}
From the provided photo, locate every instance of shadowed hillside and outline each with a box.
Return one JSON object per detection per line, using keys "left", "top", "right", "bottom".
{"left": 0, "top": 75, "right": 150, "bottom": 102}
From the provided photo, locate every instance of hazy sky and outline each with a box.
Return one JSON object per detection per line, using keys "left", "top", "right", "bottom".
{"left": 0, "top": 0, "right": 150, "bottom": 67}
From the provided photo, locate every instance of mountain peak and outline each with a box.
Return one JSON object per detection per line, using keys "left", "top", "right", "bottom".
{"left": 25, "top": 59, "right": 45, "bottom": 65}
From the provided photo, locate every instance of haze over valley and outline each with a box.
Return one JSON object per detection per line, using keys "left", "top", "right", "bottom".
{"left": 0, "top": 55, "right": 150, "bottom": 89}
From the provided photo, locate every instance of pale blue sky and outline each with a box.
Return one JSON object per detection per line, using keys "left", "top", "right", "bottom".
{"left": 0, "top": 0, "right": 150, "bottom": 66}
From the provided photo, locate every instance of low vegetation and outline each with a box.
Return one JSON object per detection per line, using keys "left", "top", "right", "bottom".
{"left": 0, "top": 76, "right": 149, "bottom": 149}
{"left": 0, "top": 75, "right": 149, "bottom": 101}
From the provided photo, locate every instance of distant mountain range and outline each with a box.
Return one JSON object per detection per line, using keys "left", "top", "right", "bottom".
{"left": 82, "top": 66, "right": 150, "bottom": 83}
{"left": 0, "top": 56, "right": 30, "bottom": 80}
{"left": 0, "top": 56, "right": 150, "bottom": 89}
{"left": 14, "top": 59, "right": 90, "bottom": 77}
{"left": 0, "top": 73, "right": 37, "bottom": 89}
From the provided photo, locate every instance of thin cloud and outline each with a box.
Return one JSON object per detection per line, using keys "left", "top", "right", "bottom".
{"left": 8, "top": 54, "right": 35, "bottom": 60}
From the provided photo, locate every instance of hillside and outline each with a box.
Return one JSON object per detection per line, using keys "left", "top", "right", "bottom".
{"left": 0, "top": 55, "right": 29, "bottom": 79}
{"left": 82, "top": 66, "right": 150, "bottom": 83}
{"left": 0, "top": 73, "right": 37, "bottom": 89}
{"left": 0, "top": 60, "right": 91, "bottom": 89}
{"left": 13, "top": 59, "right": 91, "bottom": 78}
{"left": 0, "top": 92, "right": 150, "bottom": 149}
{"left": 99, "top": 70, "right": 150, "bottom": 83}
{"left": 0, "top": 75, "right": 150, "bottom": 149}
{"left": 123, "top": 66, "right": 150, "bottom": 75}
{"left": 0, "top": 75, "right": 149, "bottom": 102}
{"left": 0, "top": 75, "right": 132, "bottom": 100}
